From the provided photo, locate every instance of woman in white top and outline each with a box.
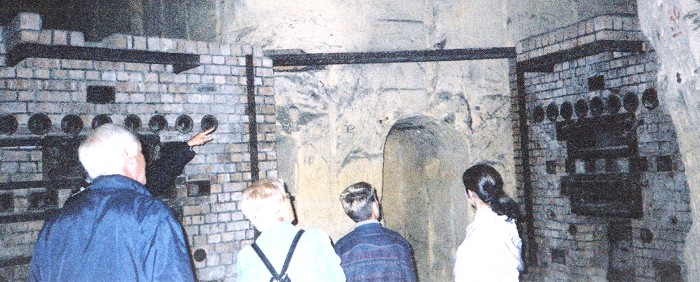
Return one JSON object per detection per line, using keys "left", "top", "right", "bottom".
{"left": 454, "top": 164, "right": 524, "bottom": 282}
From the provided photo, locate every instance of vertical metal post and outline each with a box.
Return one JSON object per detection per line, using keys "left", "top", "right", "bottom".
{"left": 517, "top": 69, "right": 536, "bottom": 267}
{"left": 246, "top": 55, "right": 260, "bottom": 181}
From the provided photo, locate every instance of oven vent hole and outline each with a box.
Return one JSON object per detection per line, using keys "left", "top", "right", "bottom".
{"left": 149, "top": 115, "right": 168, "bottom": 132}
{"left": 588, "top": 75, "right": 605, "bottom": 91}
{"left": 187, "top": 180, "right": 211, "bottom": 197}
{"left": 623, "top": 92, "right": 639, "bottom": 113}
{"left": 0, "top": 194, "right": 13, "bottom": 212}
{"left": 575, "top": 99, "right": 589, "bottom": 118}
{"left": 29, "top": 191, "right": 57, "bottom": 209}
{"left": 546, "top": 102, "right": 559, "bottom": 122}
{"left": 642, "top": 88, "right": 659, "bottom": 110}
{"left": 124, "top": 114, "right": 142, "bottom": 131}
{"left": 176, "top": 115, "right": 193, "bottom": 133}
{"left": 551, "top": 248, "right": 566, "bottom": 265}
{"left": 608, "top": 95, "right": 622, "bottom": 114}
{"left": 201, "top": 115, "right": 218, "bottom": 131}
{"left": 61, "top": 114, "right": 84, "bottom": 135}
{"left": 532, "top": 106, "right": 545, "bottom": 123}
{"left": 654, "top": 261, "right": 682, "bottom": 281}
{"left": 560, "top": 102, "right": 573, "bottom": 120}
{"left": 87, "top": 86, "right": 116, "bottom": 104}
{"left": 91, "top": 114, "right": 112, "bottom": 129}
{"left": 28, "top": 113, "right": 52, "bottom": 135}
{"left": 590, "top": 97, "right": 604, "bottom": 116}
{"left": 0, "top": 114, "right": 18, "bottom": 135}
{"left": 657, "top": 155, "right": 672, "bottom": 172}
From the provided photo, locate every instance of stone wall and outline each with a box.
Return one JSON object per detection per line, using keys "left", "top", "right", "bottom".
{"left": 0, "top": 1, "right": 679, "bottom": 281}
{"left": 506, "top": 0, "right": 638, "bottom": 42}
{"left": 0, "top": 0, "right": 638, "bottom": 47}
{"left": 0, "top": 0, "right": 643, "bottom": 240}
{"left": 516, "top": 14, "right": 691, "bottom": 281}
{"left": 224, "top": 0, "right": 516, "bottom": 236}
{"left": 225, "top": 2, "right": 517, "bottom": 281}
{"left": 637, "top": 1, "right": 700, "bottom": 281}
{"left": 0, "top": 13, "right": 273, "bottom": 281}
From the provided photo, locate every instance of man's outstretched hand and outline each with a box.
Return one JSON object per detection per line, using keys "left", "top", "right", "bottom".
{"left": 186, "top": 127, "right": 215, "bottom": 147}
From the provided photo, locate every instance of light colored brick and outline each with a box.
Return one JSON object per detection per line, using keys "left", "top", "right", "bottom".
{"left": 69, "top": 31, "right": 84, "bottom": 46}
{"left": 38, "top": 30, "right": 52, "bottom": 44}
{"left": 0, "top": 68, "right": 17, "bottom": 78}
{"left": 53, "top": 30, "right": 68, "bottom": 45}
{"left": 197, "top": 41, "right": 209, "bottom": 54}
{"left": 147, "top": 37, "right": 160, "bottom": 51}
{"left": 0, "top": 90, "right": 18, "bottom": 101}
{"left": 16, "top": 68, "right": 32, "bottom": 78}
{"left": 85, "top": 70, "right": 100, "bottom": 80}
{"left": 61, "top": 60, "right": 92, "bottom": 69}
{"left": 101, "top": 71, "right": 117, "bottom": 81}
{"left": 103, "top": 34, "right": 129, "bottom": 49}
{"left": 34, "top": 69, "right": 50, "bottom": 79}
{"left": 161, "top": 38, "right": 175, "bottom": 51}
{"left": 11, "top": 13, "right": 42, "bottom": 31}
{"left": 68, "top": 70, "right": 85, "bottom": 79}
{"left": 18, "top": 30, "right": 40, "bottom": 43}
{"left": 133, "top": 36, "right": 147, "bottom": 50}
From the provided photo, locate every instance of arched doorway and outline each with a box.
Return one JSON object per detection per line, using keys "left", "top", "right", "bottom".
{"left": 381, "top": 116, "right": 470, "bottom": 282}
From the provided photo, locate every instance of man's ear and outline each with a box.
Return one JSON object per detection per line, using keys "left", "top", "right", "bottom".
{"left": 121, "top": 148, "right": 137, "bottom": 175}
{"left": 371, "top": 200, "right": 381, "bottom": 220}
{"left": 122, "top": 147, "right": 134, "bottom": 159}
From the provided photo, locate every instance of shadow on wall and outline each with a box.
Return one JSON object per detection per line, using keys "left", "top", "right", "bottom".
{"left": 381, "top": 115, "right": 470, "bottom": 282}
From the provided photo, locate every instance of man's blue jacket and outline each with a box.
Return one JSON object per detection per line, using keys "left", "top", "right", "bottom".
{"left": 334, "top": 221, "right": 417, "bottom": 282}
{"left": 29, "top": 174, "right": 195, "bottom": 281}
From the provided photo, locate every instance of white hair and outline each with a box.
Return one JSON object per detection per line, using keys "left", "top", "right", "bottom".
{"left": 78, "top": 124, "right": 140, "bottom": 179}
{"left": 239, "top": 179, "right": 288, "bottom": 230}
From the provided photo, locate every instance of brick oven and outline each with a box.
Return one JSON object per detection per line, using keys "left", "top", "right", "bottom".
{"left": 514, "top": 14, "right": 692, "bottom": 281}
{"left": 0, "top": 13, "right": 276, "bottom": 281}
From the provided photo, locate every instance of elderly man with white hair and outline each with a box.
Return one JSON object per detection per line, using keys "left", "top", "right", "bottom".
{"left": 29, "top": 124, "right": 195, "bottom": 281}
{"left": 236, "top": 178, "right": 346, "bottom": 281}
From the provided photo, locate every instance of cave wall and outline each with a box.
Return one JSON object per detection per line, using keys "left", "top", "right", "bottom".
{"left": 637, "top": 0, "right": 700, "bottom": 280}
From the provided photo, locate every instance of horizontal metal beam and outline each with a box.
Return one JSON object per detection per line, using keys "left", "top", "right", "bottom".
{"left": 7, "top": 43, "right": 201, "bottom": 74}
{"left": 0, "top": 180, "right": 46, "bottom": 190}
{"left": 0, "top": 209, "right": 59, "bottom": 224}
{"left": 268, "top": 48, "right": 516, "bottom": 67}
{"left": 0, "top": 256, "right": 31, "bottom": 268}
{"left": 0, "top": 179, "right": 87, "bottom": 191}
{"left": 517, "top": 40, "right": 646, "bottom": 72}
{"left": 0, "top": 137, "right": 41, "bottom": 147}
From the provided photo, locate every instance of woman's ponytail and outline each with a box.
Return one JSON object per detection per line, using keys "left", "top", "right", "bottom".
{"left": 491, "top": 195, "right": 520, "bottom": 222}
{"left": 463, "top": 163, "right": 520, "bottom": 221}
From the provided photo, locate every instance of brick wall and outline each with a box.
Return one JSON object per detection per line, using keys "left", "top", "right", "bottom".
{"left": 0, "top": 13, "right": 275, "bottom": 281}
{"left": 514, "top": 14, "right": 691, "bottom": 281}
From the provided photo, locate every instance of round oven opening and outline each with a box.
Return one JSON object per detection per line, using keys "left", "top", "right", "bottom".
{"left": 149, "top": 115, "right": 168, "bottom": 132}
{"left": 176, "top": 115, "right": 193, "bottom": 133}
{"left": 29, "top": 113, "right": 52, "bottom": 135}
{"left": 61, "top": 114, "right": 84, "bottom": 135}
{"left": 201, "top": 115, "right": 218, "bottom": 131}
{"left": 124, "top": 114, "right": 142, "bottom": 131}
{"left": 91, "top": 114, "right": 113, "bottom": 129}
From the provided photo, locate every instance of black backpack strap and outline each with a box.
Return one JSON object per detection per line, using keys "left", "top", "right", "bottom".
{"left": 251, "top": 242, "right": 279, "bottom": 278}
{"left": 250, "top": 229, "right": 305, "bottom": 281}
{"left": 279, "top": 229, "right": 305, "bottom": 277}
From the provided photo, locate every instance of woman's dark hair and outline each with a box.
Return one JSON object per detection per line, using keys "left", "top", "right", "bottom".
{"left": 462, "top": 164, "right": 520, "bottom": 222}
